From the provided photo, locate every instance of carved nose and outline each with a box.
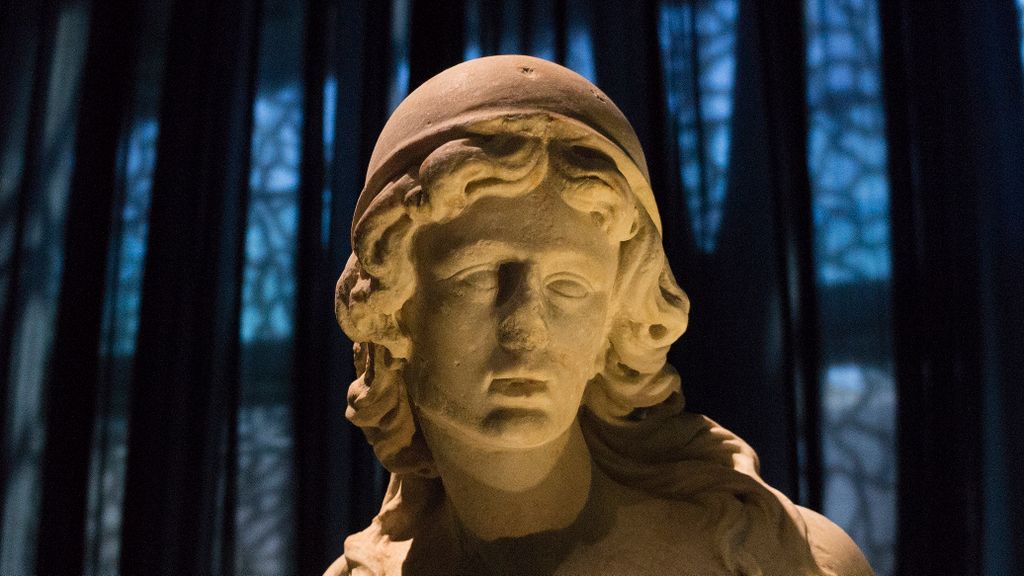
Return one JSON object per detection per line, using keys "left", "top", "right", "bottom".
{"left": 497, "top": 296, "right": 549, "bottom": 352}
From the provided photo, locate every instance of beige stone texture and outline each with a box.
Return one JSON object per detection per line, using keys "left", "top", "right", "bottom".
{"left": 329, "top": 55, "right": 873, "bottom": 576}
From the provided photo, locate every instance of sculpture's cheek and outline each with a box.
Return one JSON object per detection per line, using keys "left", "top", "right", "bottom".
{"left": 402, "top": 290, "right": 499, "bottom": 429}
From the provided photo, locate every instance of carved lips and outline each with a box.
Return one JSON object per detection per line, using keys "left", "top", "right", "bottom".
{"left": 488, "top": 377, "right": 548, "bottom": 399}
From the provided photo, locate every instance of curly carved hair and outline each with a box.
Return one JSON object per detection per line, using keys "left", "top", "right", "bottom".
{"left": 328, "top": 63, "right": 832, "bottom": 576}
{"left": 334, "top": 115, "right": 690, "bottom": 477}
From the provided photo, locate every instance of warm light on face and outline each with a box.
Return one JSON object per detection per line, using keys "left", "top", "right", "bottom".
{"left": 403, "top": 177, "right": 619, "bottom": 449}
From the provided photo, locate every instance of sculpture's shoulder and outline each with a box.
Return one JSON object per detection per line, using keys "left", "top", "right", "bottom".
{"left": 796, "top": 505, "right": 875, "bottom": 576}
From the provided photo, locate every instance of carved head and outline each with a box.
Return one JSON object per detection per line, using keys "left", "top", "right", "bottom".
{"left": 335, "top": 56, "right": 690, "bottom": 476}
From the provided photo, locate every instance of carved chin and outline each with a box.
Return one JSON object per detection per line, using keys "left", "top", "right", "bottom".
{"left": 414, "top": 401, "right": 574, "bottom": 451}
{"left": 479, "top": 408, "right": 556, "bottom": 446}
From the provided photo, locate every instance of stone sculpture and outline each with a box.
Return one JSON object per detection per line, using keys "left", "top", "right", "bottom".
{"left": 328, "top": 55, "right": 872, "bottom": 575}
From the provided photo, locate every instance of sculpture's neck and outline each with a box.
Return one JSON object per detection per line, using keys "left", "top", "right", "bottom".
{"left": 423, "top": 418, "right": 593, "bottom": 542}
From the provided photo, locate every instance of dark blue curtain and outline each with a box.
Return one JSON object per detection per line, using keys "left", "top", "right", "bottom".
{"left": 0, "top": 1, "right": 1021, "bottom": 575}
{"left": 880, "top": 3, "right": 1024, "bottom": 574}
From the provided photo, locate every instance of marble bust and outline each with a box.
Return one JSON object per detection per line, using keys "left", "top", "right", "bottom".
{"left": 328, "top": 55, "right": 872, "bottom": 576}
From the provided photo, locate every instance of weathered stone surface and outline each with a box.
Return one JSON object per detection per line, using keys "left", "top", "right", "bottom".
{"left": 329, "top": 55, "right": 872, "bottom": 576}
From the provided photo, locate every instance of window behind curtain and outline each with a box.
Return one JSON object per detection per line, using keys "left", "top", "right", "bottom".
{"left": 658, "top": 0, "right": 738, "bottom": 254}
{"left": 84, "top": 1, "right": 173, "bottom": 572}
{"left": 234, "top": 0, "right": 305, "bottom": 572}
{"left": 805, "top": 0, "right": 896, "bottom": 574}
{"left": 658, "top": 0, "right": 897, "bottom": 573}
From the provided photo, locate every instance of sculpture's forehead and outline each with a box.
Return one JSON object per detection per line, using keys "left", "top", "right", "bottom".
{"left": 412, "top": 189, "right": 617, "bottom": 273}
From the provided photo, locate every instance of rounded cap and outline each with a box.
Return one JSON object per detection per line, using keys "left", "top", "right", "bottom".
{"left": 355, "top": 55, "right": 661, "bottom": 234}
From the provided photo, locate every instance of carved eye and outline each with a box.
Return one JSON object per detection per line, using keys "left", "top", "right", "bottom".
{"left": 545, "top": 275, "right": 591, "bottom": 299}
{"left": 456, "top": 267, "right": 498, "bottom": 291}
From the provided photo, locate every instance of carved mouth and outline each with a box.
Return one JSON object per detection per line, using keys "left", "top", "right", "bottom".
{"left": 489, "top": 378, "right": 548, "bottom": 397}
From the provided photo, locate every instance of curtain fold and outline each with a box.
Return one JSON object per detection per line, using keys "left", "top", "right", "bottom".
{"left": 292, "top": 0, "right": 334, "bottom": 571}
{"left": 118, "top": 0, "right": 262, "bottom": 572}
{"left": 409, "top": 0, "right": 466, "bottom": 92}
{"left": 0, "top": 2, "right": 49, "bottom": 386}
{"left": 666, "top": 0, "right": 800, "bottom": 495}
{"left": 291, "top": 0, "right": 399, "bottom": 570}
{"left": 0, "top": 2, "right": 54, "bottom": 537}
{"left": 0, "top": 2, "right": 92, "bottom": 571}
{"left": 33, "top": 1, "right": 142, "bottom": 573}
{"left": 753, "top": 0, "right": 823, "bottom": 511}
{"left": 880, "top": 2, "right": 1024, "bottom": 574}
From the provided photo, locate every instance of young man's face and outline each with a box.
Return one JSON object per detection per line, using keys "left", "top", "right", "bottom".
{"left": 403, "top": 176, "right": 619, "bottom": 450}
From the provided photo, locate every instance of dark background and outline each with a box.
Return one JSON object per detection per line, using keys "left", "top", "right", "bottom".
{"left": 0, "top": 0, "right": 1021, "bottom": 575}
